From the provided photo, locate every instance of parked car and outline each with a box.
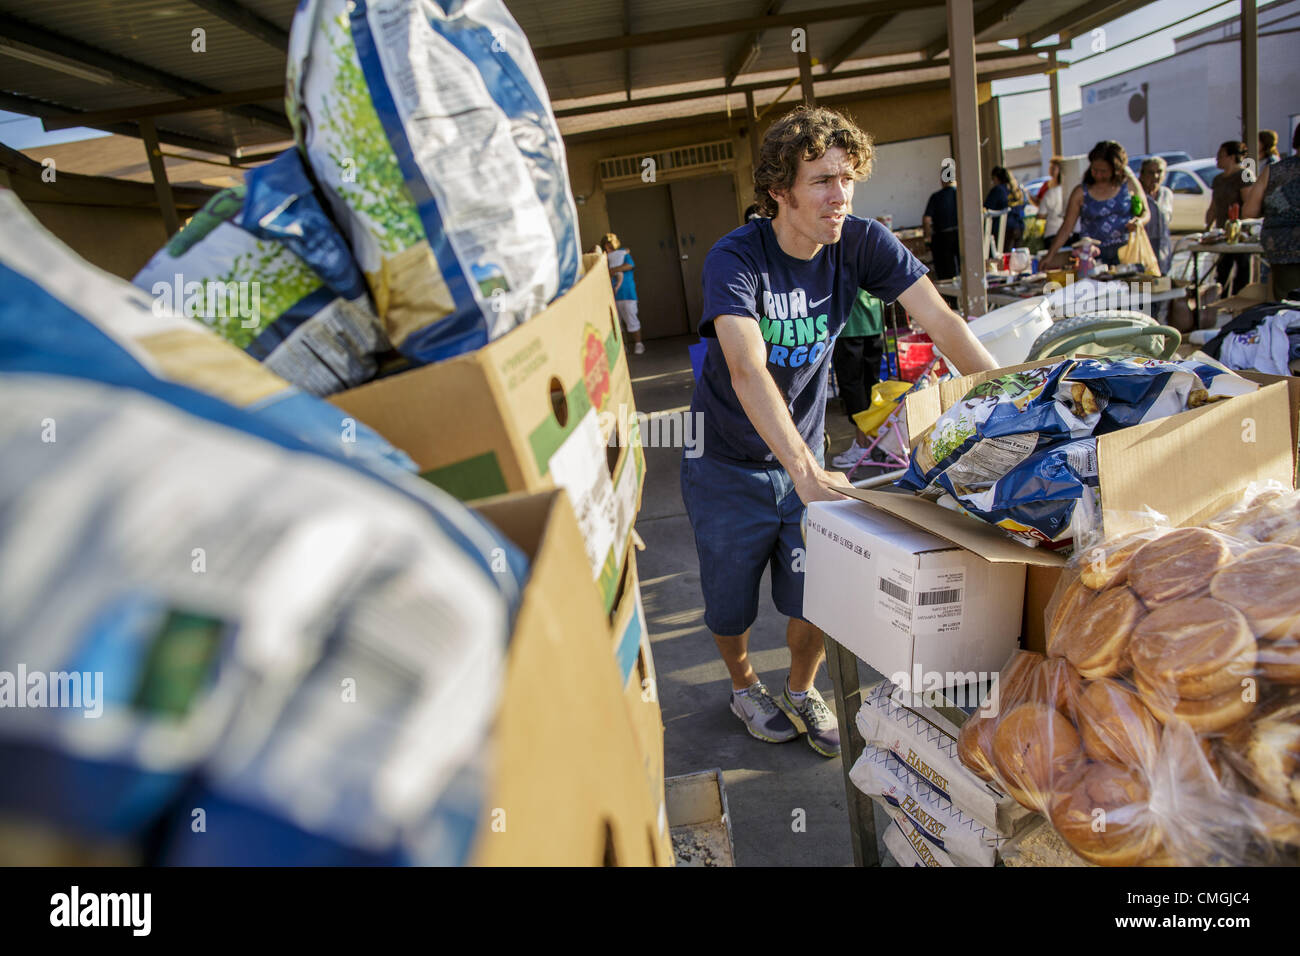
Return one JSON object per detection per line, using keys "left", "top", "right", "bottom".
{"left": 1127, "top": 151, "right": 1193, "bottom": 173}
{"left": 1162, "top": 159, "right": 1218, "bottom": 232}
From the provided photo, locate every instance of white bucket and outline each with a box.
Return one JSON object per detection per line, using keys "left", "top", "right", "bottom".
{"left": 965, "top": 296, "right": 1054, "bottom": 368}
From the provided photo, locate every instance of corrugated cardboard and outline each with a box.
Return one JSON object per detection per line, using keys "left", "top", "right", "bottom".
{"left": 862, "top": 360, "right": 1297, "bottom": 560}
{"left": 607, "top": 547, "right": 670, "bottom": 862}
{"left": 804, "top": 498, "right": 1025, "bottom": 681}
{"left": 469, "top": 490, "right": 665, "bottom": 866}
{"left": 332, "top": 254, "right": 645, "bottom": 613}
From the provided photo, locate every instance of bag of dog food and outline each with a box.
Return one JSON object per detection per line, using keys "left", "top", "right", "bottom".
{"left": 286, "top": 0, "right": 582, "bottom": 364}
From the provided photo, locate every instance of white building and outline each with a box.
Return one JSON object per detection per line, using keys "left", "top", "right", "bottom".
{"left": 1038, "top": 0, "right": 1300, "bottom": 174}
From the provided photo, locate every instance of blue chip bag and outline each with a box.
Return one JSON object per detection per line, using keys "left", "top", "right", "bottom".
{"left": 1062, "top": 357, "right": 1256, "bottom": 433}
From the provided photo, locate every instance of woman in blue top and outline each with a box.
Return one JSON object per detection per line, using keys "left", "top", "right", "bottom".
{"left": 984, "top": 166, "right": 1025, "bottom": 252}
{"left": 1044, "top": 140, "right": 1149, "bottom": 268}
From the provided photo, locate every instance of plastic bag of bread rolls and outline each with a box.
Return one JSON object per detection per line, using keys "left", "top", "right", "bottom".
{"left": 960, "top": 486, "right": 1300, "bottom": 864}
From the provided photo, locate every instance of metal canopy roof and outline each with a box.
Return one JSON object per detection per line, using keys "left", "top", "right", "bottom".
{"left": 0, "top": 0, "right": 1159, "bottom": 157}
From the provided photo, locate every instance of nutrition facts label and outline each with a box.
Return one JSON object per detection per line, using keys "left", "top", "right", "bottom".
{"left": 943, "top": 434, "right": 1038, "bottom": 488}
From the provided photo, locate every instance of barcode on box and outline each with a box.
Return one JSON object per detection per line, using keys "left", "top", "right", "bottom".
{"left": 917, "top": 588, "right": 962, "bottom": 606}
{"left": 879, "top": 579, "right": 910, "bottom": 603}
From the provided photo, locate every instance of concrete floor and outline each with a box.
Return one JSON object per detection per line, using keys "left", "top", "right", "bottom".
{"left": 628, "top": 334, "right": 889, "bottom": 867}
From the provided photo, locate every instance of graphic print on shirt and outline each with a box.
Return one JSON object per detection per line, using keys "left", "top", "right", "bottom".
{"left": 757, "top": 285, "right": 831, "bottom": 368}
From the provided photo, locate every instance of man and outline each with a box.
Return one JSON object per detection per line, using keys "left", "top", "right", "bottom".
{"left": 922, "top": 171, "right": 960, "bottom": 280}
{"left": 600, "top": 232, "right": 645, "bottom": 354}
{"left": 1207, "top": 140, "right": 1251, "bottom": 296}
{"left": 682, "top": 107, "right": 997, "bottom": 757}
{"left": 829, "top": 289, "right": 885, "bottom": 469}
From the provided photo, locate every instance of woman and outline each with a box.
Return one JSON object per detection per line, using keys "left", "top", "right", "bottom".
{"left": 985, "top": 166, "right": 1025, "bottom": 252}
{"left": 1243, "top": 124, "right": 1300, "bottom": 299}
{"left": 1043, "top": 140, "right": 1148, "bottom": 268}
{"left": 1036, "top": 157, "right": 1066, "bottom": 249}
{"left": 1260, "top": 130, "right": 1281, "bottom": 167}
{"left": 1139, "top": 156, "right": 1173, "bottom": 275}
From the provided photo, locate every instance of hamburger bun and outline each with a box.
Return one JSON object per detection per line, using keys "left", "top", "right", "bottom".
{"left": 991, "top": 702, "right": 1084, "bottom": 811}
{"left": 957, "top": 715, "right": 998, "bottom": 782}
{"left": 1133, "top": 667, "right": 1257, "bottom": 733}
{"left": 1078, "top": 535, "right": 1148, "bottom": 591}
{"left": 1128, "top": 528, "right": 1232, "bottom": 607}
{"left": 1077, "top": 678, "right": 1162, "bottom": 768}
{"left": 1049, "top": 763, "right": 1163, "bottom": 866}
{"left": 1048, "top": 577, "right": 1096, "bottom": 657}
{"left": 1054, "top": 587, "right": 1145, "bottom": 679}
{"left": 1258, "top": 638, "right": 1300, "bottom": 684}
{"left": 1210, "top": 544, "right": 1300, "bottom": 640}
{"left": 1038, "top": 656, "right": 1084, "bottom": 724}
{"left": 1244, "top": 712, "right": 1300, "bottom": 811}
{"left": 1129, "top": 598, "right": 1257, "bottom": 700}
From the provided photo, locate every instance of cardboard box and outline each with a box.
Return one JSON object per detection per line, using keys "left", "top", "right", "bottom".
{"left": 333, "top": 254, "right": 645, "bottom": 613}
{"left": 804, "top": 498, "right": 1025, "bottom": 681}
{"left": 863, "top": 357, "right": 1300, "bottom": 654}
{"left": 666, "top": 769, "right": 735, "bottom": 867}
{"left": 469, "top": 490, "right": 666, "bottom": 866}
{"left": 607, "top": 547, "right": 670, "bottom": 861}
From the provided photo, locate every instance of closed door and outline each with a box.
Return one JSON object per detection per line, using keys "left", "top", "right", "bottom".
{"left": 668, "top": 174, "right": 739, "bottom": 334}
{"left": 605, "top": 184, "right": 688, "bottom": 339}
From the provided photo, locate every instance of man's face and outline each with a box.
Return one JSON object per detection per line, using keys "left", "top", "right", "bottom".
{"left": 1139, "top": 167, "right": 1159, "bottom": 194}
{"left": 772, "top": 146, "right": 856, "bottom": 247}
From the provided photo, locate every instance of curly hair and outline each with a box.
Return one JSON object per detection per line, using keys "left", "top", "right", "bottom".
{"left": 1083, "top": 140, "right": 1128, "bottom": 186}
{"left": 752, "top": 106, "right": 874, "bottom": 218}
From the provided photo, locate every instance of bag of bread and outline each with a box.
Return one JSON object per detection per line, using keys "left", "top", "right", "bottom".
{"left": 974, "top": 490, "right": 1300, "bottom": 865}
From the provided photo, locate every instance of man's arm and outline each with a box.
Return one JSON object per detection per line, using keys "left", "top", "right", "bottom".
{"left": 713, "top": 314, "right": 850, "bottom": 504}
{"left": 895, "top": 278, "right": 998, "bottom": 375}
{"left": 922, "top": 214, "right": 934, "bottom": 244}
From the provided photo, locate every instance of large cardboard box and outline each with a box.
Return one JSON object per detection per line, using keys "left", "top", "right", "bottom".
{"left": 867, "top": 357, "right": 1300, "bottom": 654}
{"left": 469, "top": 490, "right": 667, "bottom": 866}
{"left": 805, "top": 498, "right": 1025, "bottom": 681}
{"left": 333, "top": 254, "right": 645, "bottom": 612}
{"left": 607, "top": 548, "right": 671, "bottom": 861}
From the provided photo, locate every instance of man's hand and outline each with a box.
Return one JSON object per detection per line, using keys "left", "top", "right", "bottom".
{"left": 795, "top": 466, "right": 853, "bottom": 505}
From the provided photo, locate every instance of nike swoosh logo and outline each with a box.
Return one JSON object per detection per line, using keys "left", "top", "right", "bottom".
{"left": 809, "top": 294, "right": 832, "bottom": 308}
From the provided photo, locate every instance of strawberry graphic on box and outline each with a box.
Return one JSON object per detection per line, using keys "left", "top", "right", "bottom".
{"left": 583, "top": 324, "right": 611, "bottom": 411}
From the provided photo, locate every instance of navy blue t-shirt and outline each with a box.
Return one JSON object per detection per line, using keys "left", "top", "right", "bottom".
{"left": 691, "top": 215, "right": 927, "bottom": 467}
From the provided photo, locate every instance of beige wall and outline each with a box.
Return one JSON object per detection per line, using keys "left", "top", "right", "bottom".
{"left": 565, "top": 82, "right": 991, "bottom": 247}
{"left": 24, "top": 203, "right": 169, "bottom": 280}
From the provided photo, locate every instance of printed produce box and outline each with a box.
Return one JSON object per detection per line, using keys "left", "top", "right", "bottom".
{"left": 470, "top": 490, "right": 668, "bottom": 867}
{"left": 334, "top": 254, "right": 644, "bottom": 612}
{"left": 607, "top": 547, "right": 670, "bottom": 862}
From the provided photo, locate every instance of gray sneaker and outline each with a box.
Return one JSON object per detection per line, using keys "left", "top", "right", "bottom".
{"left": 783, "top": 680, "right": 841, "bottom": 758}
{"left": 730, "top": 682, "right": 798, "bottom": 743}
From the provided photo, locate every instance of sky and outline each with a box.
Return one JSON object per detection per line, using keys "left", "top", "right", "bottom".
{"left": 992, "top": 0, "right": 1251, "bottom": 148}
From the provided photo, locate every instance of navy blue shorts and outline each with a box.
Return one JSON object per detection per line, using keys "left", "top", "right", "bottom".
{"left": 680, "top": 451, "right": 821, "bottom": 637}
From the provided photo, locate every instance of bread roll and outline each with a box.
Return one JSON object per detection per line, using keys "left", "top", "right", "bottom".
{"left": 1128, "top": 528, "right": 1232, "bottom": 607}
{"left": 1050, "top": 763, "right": 1163, "bottom": 866}
{"left": 1133, "top": 667, "right": 1257, "bottom": 733}
{"left": 992, "top": 702, "right": 1084, "bottom": 811}
{"left": 1130, "top": 598, "right": 1257, "bottom": 700}
{"left": 1078, "top": 535, "right": 1147, "bottom": 591}
{"left": 1055, "top": 587, "right": 1145, "bottom": 679}
{"left": 1048, "top": 577, "right": 1096, "bottom": 657}
{"left": 957, "top": 714, "right": 998, "bottom": 782}
{"left": 1258, "top": 638, "right": 1300, "bottom": 685}
{"left": 1038, "top": 656, "right": 1083, "bottom": 724}
{"left": 1077, "top": 678, "right": 1162, "bottom": 768}
{"left": 1210, "top": 544, "right": 1300, "bottom": 640}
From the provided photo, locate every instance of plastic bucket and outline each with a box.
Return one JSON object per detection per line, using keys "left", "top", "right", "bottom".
{"left": 965, "top": 296, "right": 1053, "bottom": 368}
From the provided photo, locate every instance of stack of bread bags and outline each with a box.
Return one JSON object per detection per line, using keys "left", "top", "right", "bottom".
{"left": 959, "top": 491, "right": 1300, "bottom": 865}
